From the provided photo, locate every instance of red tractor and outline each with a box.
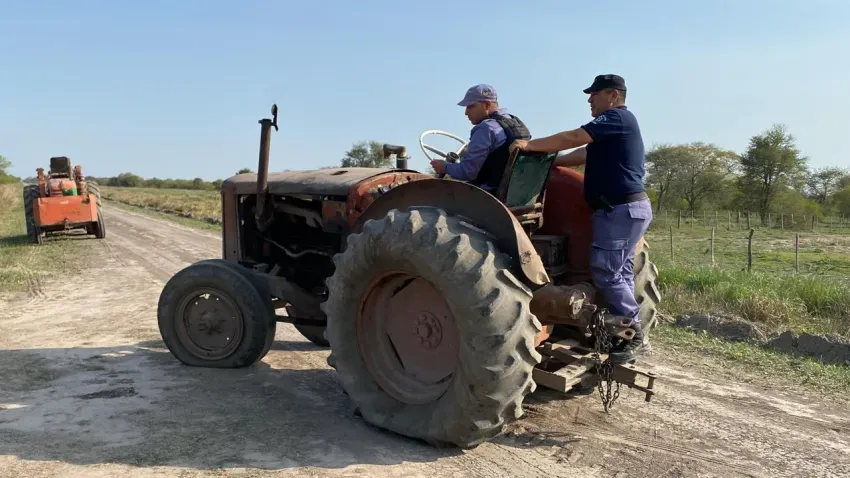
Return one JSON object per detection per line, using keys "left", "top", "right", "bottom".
{"left": 23, "top": 156, "right": 105, "bottom": 244}
{"left": 157, "top": 105, "right": 662, "bottom": 448}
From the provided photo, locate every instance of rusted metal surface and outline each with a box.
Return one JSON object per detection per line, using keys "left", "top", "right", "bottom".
{"left": 249, "top": 265, "right": 324, "bottom": 320}
{"left": 254, "top": 105, "right": 278, "bottom": 232}
{"left": 533, "top": 338, "right": 658, "bottom": 402}
{"left": 357, "top": 271, "right": 460, "bottom": 405}
{"left": 37, "top": 168, "right": 46, "bottom": 196}
{"left": 352, "top": 179, "right": 550, "bottom": 288}
{"left": 346, "top": 172, "right": 432, "bottom": 230}
{"left": 321, "top": 200, "right": 349, "bottom": 234}
{"left": 382, "top": 143, "right": 409, "bottom": 169}
{"left": 221, "top": 189, "right": 240, "bottom": 261}
{"left": 537, "top": 166, "right": 594, "bottom": 285}
{"left": 222, "top": 167, "right": 420, "bottom": 197}
{"left": 530, "top": 283, "right": 587, "bottom": 325}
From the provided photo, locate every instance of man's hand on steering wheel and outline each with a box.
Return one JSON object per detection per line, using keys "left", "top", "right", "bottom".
{"left": 430, "top": 160, "right": 447, "bottom": 176}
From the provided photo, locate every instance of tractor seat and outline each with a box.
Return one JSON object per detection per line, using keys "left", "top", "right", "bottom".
{"left": 494, "top": 146, "right": 559, "bottom": 233}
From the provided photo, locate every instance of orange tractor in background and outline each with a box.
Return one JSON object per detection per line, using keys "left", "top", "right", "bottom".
{"left": 22, "top": 156, "right": 105, "bottom": 244}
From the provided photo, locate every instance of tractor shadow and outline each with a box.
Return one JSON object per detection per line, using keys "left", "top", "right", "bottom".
{"left": 0, "top": 341, "right": 462, "bottom": 472}
{"left": 0, "top": 234, "right": 30, "bottom": 247}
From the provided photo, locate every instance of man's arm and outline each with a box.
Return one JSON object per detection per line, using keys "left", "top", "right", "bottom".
{"left": 444, "top": 122, "right": 498, "bottom": 180}
{"left": 521, "top": 127, "right": 592, "bottom": 154}
{"left": 553, "top": 147, "right": 587, "bottom": 168}
{"left": 514, "top": 110, "right": 624, "bottom": 155}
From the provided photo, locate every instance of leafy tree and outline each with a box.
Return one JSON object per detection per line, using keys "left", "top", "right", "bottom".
{"left": 237, "top": 168, "right": 253, "bottom": 174}
{"left": 677, "top": 142, "right": 739, "bottom": 213}
{"left": 833, "top": 186, "right": 850, "bottom": 216}
{"left": 340, "top": 141, "right": 393, "bottom": 168}
{"left": 0, "top": 155, "right": 21, "bottom": 184}
{"left": 645, "top": 143, "right": 686, "bottom": 212}
{"left": 806, "top": 166, "right": 849, "bottom": 205}
{"left": 736, "top": 124, "right": 808, "bottom": 224}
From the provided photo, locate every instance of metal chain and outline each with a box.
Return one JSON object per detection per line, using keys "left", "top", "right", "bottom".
{"left": 592, "top": 309, "right": 621, "bottom": 412}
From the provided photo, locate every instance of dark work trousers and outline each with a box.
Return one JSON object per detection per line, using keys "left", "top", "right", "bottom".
{"left": 589, "top": 198, "right": 653, "bottom": 324}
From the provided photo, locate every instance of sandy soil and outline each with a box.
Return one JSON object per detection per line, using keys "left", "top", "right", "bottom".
{"left": 1, "top": 204, "right": 849, "bottom": 478}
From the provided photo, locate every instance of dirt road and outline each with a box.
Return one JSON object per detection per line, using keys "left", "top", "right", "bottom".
{"left": 2, "top": 204, "right": 849, "bottom": 477}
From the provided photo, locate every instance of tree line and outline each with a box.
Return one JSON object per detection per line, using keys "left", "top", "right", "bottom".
{"left": 644, "top": 124, "right": 849, "bottom": 221}
{"left": 3, "top": 124, "right": 848, "bottom": 219}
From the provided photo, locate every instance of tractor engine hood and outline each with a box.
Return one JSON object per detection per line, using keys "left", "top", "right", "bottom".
{"left": 222, "top": 167, "right": 422, "bottom": 197}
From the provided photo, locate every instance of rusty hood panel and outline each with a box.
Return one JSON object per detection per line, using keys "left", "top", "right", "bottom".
{"left": 222, "top": 168, "right": 419, "bottom": 196}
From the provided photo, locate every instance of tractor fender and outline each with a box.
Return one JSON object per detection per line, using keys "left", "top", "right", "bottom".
{"left": 352, "top": 178, "right": 550, "bottom": 289}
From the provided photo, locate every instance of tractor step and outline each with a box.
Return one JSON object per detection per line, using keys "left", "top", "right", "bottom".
{"left": 533, "top": 338, "right": 659, "bottom": 402}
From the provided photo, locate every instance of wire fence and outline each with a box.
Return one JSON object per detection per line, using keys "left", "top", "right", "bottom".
{"left": 647, "top": 209, "right": 849, "bottom": 233}
{"left": 644, "top": 220, "right": 850, "bottom": 283}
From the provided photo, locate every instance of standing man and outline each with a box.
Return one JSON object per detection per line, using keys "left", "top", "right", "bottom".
{"left": 512, "top": 74, "right": 652, "bottom": 364}
{"left": 430, "top": 84, "right": 531, "bottom": 193}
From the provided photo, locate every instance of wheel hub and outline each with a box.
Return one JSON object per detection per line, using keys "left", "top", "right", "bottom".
{"left": 176, "top": 290, "right": 244, "bottom": 360}
{"left": 414, "top": 312, "right": 442, "bottom": 349}
{"left": 358, "top": 271, "right": 460, "bottom": 405}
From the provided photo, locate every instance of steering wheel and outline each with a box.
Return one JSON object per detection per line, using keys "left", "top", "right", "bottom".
{"left": 419, "top": 130, "right": 468, "bottom": 163}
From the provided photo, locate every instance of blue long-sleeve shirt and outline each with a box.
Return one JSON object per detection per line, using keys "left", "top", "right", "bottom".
{"left": 445, "top": 108, "right": 510, "bottom": 189}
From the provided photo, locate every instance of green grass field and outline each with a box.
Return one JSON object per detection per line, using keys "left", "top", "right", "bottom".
{"left": 0, "top": 184, "right": 91, "bottom": 295}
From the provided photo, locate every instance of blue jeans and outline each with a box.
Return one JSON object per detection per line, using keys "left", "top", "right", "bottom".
{"left": 590, "top": 198, "right": 653, "bottom": 324}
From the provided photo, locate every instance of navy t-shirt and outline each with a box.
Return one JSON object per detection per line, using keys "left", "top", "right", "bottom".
{"left": 580, "top": 105, "right": 646, "bottom": 203}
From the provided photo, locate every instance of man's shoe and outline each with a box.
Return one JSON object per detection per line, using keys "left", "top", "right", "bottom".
{"left": 608, "top": 320, "right": 646, "bottom": 364}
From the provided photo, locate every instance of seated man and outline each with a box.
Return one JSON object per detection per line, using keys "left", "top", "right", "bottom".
{"left": 430, "top": 84, "right": 532, "bottom": 194}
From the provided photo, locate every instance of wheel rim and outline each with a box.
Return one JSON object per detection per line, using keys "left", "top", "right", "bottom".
{"left": 176, "top": 288, "right": 244, "bottom": 360}
{"left": 357, "top": 271, "right": 460, "bottom": 405}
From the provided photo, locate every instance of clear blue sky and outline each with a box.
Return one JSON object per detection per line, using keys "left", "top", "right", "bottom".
{"left": 2, "top": 0, "right": 848, "bottom": 181}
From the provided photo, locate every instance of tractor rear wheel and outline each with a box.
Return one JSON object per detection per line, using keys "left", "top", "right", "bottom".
{"left": 93, "top": 209, "right": 106, "bottom": 239}
{"left": 157, "top": 259, "right": 276, "bottom": 368}
{"left": 323, "top": 207, "right": 542, "bottom": 448}
{"left": 23, "top": 185, "right": 42, "bottom": 244}
{"left": 87, "top": 181, "right": 102, "bottom": 207}
{"left": 633, "top": 239, "right": 662, "bottom": 343}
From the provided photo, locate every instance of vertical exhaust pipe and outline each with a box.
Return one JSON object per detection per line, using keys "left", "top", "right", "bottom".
{"left": 255, "top": 104, "right": 278, "bottom": 232}
{"left": 382, "top": 144, "right": 409, "bottom": 169}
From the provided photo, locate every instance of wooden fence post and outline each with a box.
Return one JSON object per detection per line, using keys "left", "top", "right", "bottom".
{"left": 795, "top": 233, "right": 799, "bottom": 274}
{"left": 677, "top": 210, "right": 681, "bottom": 229}
{"left": 669, "top": 226, "right": 674, "bottom": 262}
{"left": 747, "top": 229, "right": 754, "bottom": 273}
{"left": 710, "top": 227, "right": 715, "bottom": 267}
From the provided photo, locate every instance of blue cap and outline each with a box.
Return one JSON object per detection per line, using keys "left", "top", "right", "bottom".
{"left": 457, "top": 84, "right": 498, "bottom": 106}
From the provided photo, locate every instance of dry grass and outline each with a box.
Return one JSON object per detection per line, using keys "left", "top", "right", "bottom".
{"left": 0, "top": 184, "right": 90, "bottom": 295}
{"left": 100, "top": 187, "right": 221, "bottom": 223}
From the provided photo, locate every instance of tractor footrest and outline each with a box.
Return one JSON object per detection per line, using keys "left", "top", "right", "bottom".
{"left": 532, "top": 338, "right": 660, "bottom": 401}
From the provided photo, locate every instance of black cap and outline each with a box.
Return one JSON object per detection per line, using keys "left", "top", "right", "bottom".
{"left": 583, "top": 74, "right": 627, "bottom": 94}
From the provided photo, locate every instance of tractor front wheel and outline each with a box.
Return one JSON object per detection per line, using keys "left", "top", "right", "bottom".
{"left": 323, "top": 207, "right": 542, "bottom": 448}
{"left": 157, "top": 259, "right": 276, "bottom": 368}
